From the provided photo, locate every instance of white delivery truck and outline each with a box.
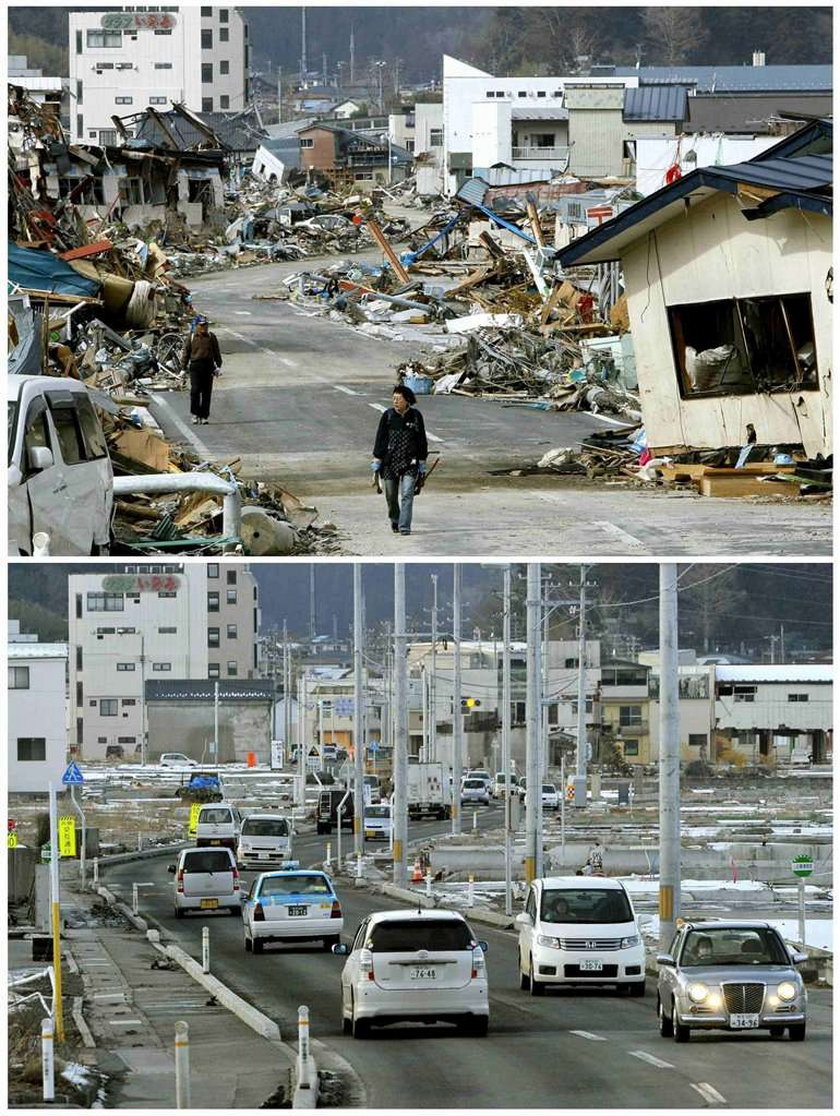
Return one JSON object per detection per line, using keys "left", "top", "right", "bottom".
{"left": 407, "top": 762, "right": 453, "bottom": 820}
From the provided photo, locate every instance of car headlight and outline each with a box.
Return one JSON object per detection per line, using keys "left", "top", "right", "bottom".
{"left": 687, "top": 982, "right": 710, "bottom": 1003}
{"left": 620, "top": 935, "right": 640, "bottom": 949}
{"left": 536, "top": 934, "right": 561, "bottom": 949}
{"left": 777, "top": 981, "right": 797, "bottom": 1002}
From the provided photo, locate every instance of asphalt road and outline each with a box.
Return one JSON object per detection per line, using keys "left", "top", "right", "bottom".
{"left": 104, "top": 819, "right": 832, "bottom": 1110}
{"left": 147, "top": 260, "right": 831, "bottom": 556}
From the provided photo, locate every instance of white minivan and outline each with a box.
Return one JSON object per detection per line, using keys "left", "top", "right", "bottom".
{"left": 516, "top": 876, "right": 646, "bottom": 996}
{"left": 195, "top": 802, "right": 242, "bottom": 853}
{"left": 237, "top": 813, "right": 294, "bottom": 869}
{"left": 8, "top": 374, "right": 113, "bottom": 555}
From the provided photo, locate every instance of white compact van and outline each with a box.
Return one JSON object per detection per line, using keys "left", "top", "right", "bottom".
{"left": 8, "top": 374, "right": 113, "bottom": 555}
{"left": 237, "top": 813, "right": 293, "bottom": 869}
{"left": 195, "top": 802, "right": 242, "bottom": 853}
{"left": 516, "top": 876, "right": 646, "bottom": 996}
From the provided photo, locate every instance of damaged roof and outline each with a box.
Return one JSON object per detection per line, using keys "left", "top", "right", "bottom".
{"left": 613, "top": 64, "right": 832, "bottom": 93}
{"left": 623, "top": 86, "right": 687, "bottom": 123}
{"left": 558, "top": 120, "right": 832, "bottom": 266}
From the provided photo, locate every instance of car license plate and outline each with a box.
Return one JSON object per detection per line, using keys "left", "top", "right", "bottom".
{"left": 580, "top": 959, "right": 603, "bottom": 971}
{"left": 730, "top": 1013, "right": 759, "bottom": 1029}
{"left": 200, "top": 898, "right": 218, "bottom": 909}
{"left": 410, "top": 967, "right": 437, "bottom": 981}
{"left": 287, "top": 905, "right": 308, "bottom": 917}
{"left": 210, "top": 838, "right": 220, "bottom": 845}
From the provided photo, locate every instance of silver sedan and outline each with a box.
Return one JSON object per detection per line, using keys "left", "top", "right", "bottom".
{"left": 657, "top": 920, "right": 808, "bottom": 1042}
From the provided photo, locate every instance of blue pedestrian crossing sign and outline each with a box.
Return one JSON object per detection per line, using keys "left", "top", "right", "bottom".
{"left": 62, "top": 762, "right": 85, "bottom": 785}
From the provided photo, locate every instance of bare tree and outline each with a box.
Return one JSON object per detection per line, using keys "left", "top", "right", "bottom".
{"left": 642, "top": 7, "right": 709, "bottom": 66}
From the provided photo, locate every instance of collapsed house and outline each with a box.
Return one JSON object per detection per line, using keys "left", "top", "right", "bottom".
{"left": 557, "top": 119, "right": 833, "bottom": 464}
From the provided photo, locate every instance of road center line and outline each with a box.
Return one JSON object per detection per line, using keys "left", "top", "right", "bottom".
{"left": 366, "top": 402, "right": 444, "bottom": 443}
{"left": 629, "top": 1050, "right": 675, "bottom": 1069}
{"left": 151, "top": 393, "right": 211, "bottom": 457}
{"left": 691, "top": 1082, "right": 727, "bottom": 1106}
{"left": 334, "top": 385, "right": 361, "bottom": 395}
{"left": 257, "top": 345, "right": 298, "bottom": 368}
{"left": 233, "top": 310, "right": 252, "bottom": 315}
{"left": 569, "top": 1030, "right": 607, "bottom": 1041}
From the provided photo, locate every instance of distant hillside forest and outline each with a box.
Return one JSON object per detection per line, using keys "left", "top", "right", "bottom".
{"left": 8, "top": 6, "right": 832, "bottom": 84}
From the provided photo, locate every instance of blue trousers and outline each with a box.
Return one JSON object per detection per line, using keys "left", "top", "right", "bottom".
{"left": 384, "top": 472, "right": 416, "bottom": 531}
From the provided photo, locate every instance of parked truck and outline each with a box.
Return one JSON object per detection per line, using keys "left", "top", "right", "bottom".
{"left": 407, "top": 762, "right": 452, "bottom": 820}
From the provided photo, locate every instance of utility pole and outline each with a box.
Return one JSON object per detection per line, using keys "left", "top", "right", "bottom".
{"left": 392, "top": 565, "right": 408, "bottom": 886}
{"left": 429, "top": 574, "right": 438, "bottom": 762}
{"left": 213, "top": 680, "right": 220, "bottom": 762}
{"left": 451, "top": 564, "right": 463, "bottom": 835}
{"left": 283, "top": 621, "right": 292, "bottom": 763}
{"left": 300, "top": 6, "right": 307, "bottom": 86}
{"left": 349, "top": 25, "right": 355, "bottom": 84}
{"left": 309, "top": 566, "right": 316, "bottom": 644}
{"left": 502, "top": 565, "right": 513, "bottom": 915}
{"left": 353, "top": 565, "right": 364, "bottom": 859}
{"left": 525, "top": 562, "right": 543, "bottom": 882}
{"left": 277, "top": 67, "right": 283, "bottom": 125}
{"left": 49, "top": 783, "right": 64, "bottom": 1041}
{"left": 659, "top": 564, "right": 681, "bottom": 949}
{"left": 297, "top": 671, "right": 306, "bottom": 808}
{"left": 575, "top": 565, "right": 588, "bottom": 799}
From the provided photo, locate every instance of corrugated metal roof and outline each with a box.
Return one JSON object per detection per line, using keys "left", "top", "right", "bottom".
{"left": 456, "top": 176, "right": 490, "bottom": 206}
{"left": 623, "top": 86, "right": 687, "bottom": 122}
{"left": 510, "top": 106, "right": 569, "bottom": 121}
{"left": 8, "top": 643, "right": 68, "bottom": 659}
{"left": 710, "top": 153, "right": 832, "bottom": 193}
{"left": 478, "top": 167, "right": 554, "bottom": 186}
{"left": 716, "top": 665, "right": 832, "bottom": 683}
{"left": 613, "top": 64, "right": 832, "bottom": 93}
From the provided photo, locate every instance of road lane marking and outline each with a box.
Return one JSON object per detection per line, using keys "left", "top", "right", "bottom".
{"left": 367, "top": 402, "right": 444, "bottom": 443}
{"left": 234, "top": 310, "right": 252, "bottom": 315}
{"left": 92, "top": 992, "right": 127, "bottom": 999}
{"left": 691, "top": 1083, "right": 727, "bottom": 1106}
{"left": 592, "top": 520, "right": 648, "bottom": 551}
{"left": 335, "top": 385, "right": 361, "bottom": 395}
{"left": 569, "top": 1030, "right": 606, "bottom": 1041}
{"left": 151, "top": 393, "right": 211, "bottom": 457}
{"left": 629, "top": 1050, "right": 675, "bottom": 1069}
{"left": 108, "top": 1019, "right": 144, "bottom": 1026}
{"left": 257, "top": 345, "right": 297, "bottom": 368}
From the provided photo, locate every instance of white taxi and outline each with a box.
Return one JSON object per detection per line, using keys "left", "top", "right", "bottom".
{"left": 242, "top": 869, "right": 343, "bottom": 954}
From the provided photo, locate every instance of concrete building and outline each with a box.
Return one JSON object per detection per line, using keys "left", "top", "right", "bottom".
{"left": 145, "top": 679, "right": 274, "bottom": 763}
{"left": 8, "top": 622, "right": 68, "bottom": 794}
{"left": 715, "top": 665, "right": 832, "bottom": 766}
{"left": 67, "top": 563, "right": 259, "bottom": 761}
{"left": 68, "top": 6, "right": 249, "bottom": 145}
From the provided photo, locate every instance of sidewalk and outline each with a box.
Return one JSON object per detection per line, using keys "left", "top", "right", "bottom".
{"left": 11, "top": 884, "right": 293, "bottom": 1108}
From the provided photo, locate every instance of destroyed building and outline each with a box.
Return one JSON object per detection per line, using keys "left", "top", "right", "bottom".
{"left": 557, "top": 119, "right": 833, "bottom": 461}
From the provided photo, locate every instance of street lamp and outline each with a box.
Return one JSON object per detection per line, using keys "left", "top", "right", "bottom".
{"left": 374, "top": 60, "right": 387, "bottom": 113}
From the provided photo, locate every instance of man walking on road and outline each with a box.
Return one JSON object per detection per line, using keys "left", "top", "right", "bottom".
{"left": 372, "top": 384, "right": 428, "bottom": 535}
{"left": 182, "top": 316, "right": 222, "bottom": 424}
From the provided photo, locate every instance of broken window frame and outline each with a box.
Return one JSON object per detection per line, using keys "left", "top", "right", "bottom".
{"left": 667, "top": 292, "right": 818, "bottom": 400}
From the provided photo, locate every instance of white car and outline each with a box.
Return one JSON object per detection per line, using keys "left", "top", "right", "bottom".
{"left": 159, "top": 752, "right": 198, "bottom": 768}
{"left": 169, "top": 846, "right": 241, "bottom": 918}
{"left": 516, "top": 876, "right": 646, "bottom": 996}
{"left": 334, "top": 909, "right": 489, "bottom": 1038}
{"left": 460, "top": 778, "right": 490, "bottom": 806}
{"left": 466, "top": 769, "right": 493, "bottom": 792}
{"left": 237, "top": 812, "right": 293, "bottom": 869}
{"left": 242, "top": 869, "right": 343, "bottom": 954}
{"left": 540, "top": 783, "right": 560, "bottom": 810}
{"left": 363, "top": 804, "right": 392, "bottom": 841}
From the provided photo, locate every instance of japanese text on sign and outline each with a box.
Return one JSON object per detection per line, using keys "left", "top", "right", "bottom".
{"left": 101, "top": 12, "right": 178, "bottom": 31}
{"left": 188, "top": 803, "right": 202, "bottom": 838}
{"left": 58, "top": 817, "right": 77, "bottom": 857}
{"left": 102, "top": 574, "right": 181, "bottom": 594}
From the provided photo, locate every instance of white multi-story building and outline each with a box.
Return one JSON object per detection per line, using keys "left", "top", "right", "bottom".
{"left": 8, "top": 622, "right": 69, "bottom": 794}
{"left": 67, "top": 563, "right": 260, "bottom": 761}
{"left": 68, "top": 6, "right": 249, "bottom": 145}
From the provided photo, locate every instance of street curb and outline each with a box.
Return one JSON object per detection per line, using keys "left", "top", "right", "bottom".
{"left": 94, "top": 884, "right": 150, "bottom": 934}
{"left": 159, "top": 941, "right": 282, "bottom": 1043}
{"left": 94, "top": 843, "right": 187, "bottom": 866}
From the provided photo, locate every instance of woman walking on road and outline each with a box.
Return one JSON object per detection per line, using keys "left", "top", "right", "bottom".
{"left": 372, "top": 384, "right": 428, "bottom": 535}
{"left": 182, "top": 317, "right": 223, "bottom": 424}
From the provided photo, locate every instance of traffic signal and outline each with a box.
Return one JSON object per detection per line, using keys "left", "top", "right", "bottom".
{"left": 460, "top": 697, "right": 481, "bottom": 711}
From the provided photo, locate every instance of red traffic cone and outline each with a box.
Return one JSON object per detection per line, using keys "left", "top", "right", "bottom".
{"left": 411, "top": 857, "right": 423, "bottom": 883}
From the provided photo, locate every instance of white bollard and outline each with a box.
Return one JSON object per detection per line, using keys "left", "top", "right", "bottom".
{"left": 175, "top": 1020, "right": 190, "bottom": 1108}
{"left": 297, "top": 1005, "right": 312, "bottom": 1090}
{"left": 202, "top": 926, "right": 210, "bottom": 974}
{"left": 468, "top": 874, "right": 475, "bottom": 908}
{"left": 473, "top": 810, "right": 478, "bottom": 831}
{"left": 425, "top": 871, "right": 433, "bottom": 898}
{"left": 355, "top": 853, "right": 363, "bottom": 880}
{"left": 325, "top": 841, "right": 332, "bottom": 868}
{"left": 137, "top": 832, "right": 143, "bottom": 851}
{"left": 132, "top": 883, "right": 139, "bottom": 916}
{"left": 41, "top": 1017, "right": 55, "bottom": 1102}
{"left": 93, "top": 857, "right": 99, "bottom": 887}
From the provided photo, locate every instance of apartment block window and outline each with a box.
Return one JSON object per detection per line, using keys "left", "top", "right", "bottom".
{"left": 115, "top": 96, "right": 133, "bottom": 105}
{"left": 76, "top": 79, "right": 83, "bottom": 104}
{"left": 202, "top": 63, "right": 213, "bottom": 84}
{"left": 788, "top": 693, "right": 810, "bottom": 702}
{"left": 208, "top": 563, "right": 219, "bottom": 578}
{"left": 201, "top": 5, "right": 213, "bottom": 14}
{"left": 518, "top": 90, "right": 527, "bottom": 98}
{"left": 122, "top": 698, "right": 136, "bottom": 707}
{"left": 300, "top": 138, "right": 314, "bottom": 149}
{"left": 76, "top": 30, "right": 83, "bottom": 53}
{"left": 202, "top": 97, "right": 213, "bottom": 112}
{"left": 117, "top": 736, "right": 136, "bottom": 745}
{"left": 220, "top": 60, "right": 230, "bottom": 75}
{"left": 76, "top": 718, "right": 84, "bottom": 745}
{"left": 622, "top": 739, "right": 640, "bottom": 756}
{"left": 668, "top": 293, "right": 817, "bottom": 399}
{"left": 429, "top": 129, "right": 443, "bottom": 147}
{"left": 154, "top": 29, "right": 173, "bottom": 36}
{"left": 86, "top": 30, "right": 122, "bottom": 48}
{"left": 89, "top": 700, "right": 97, "bottom": 707}
{"left": 155, "top": 62, "right": 173, "bottom": 69}
{"left": 208, "top": 591, "right": 220, "bottom": 612}
{"left": 153, "top": 662, "right": 172, "bottom": 672}
{"left": 537, "top": 90, "right": 547, "bottom": 98}
{"left": 208, "top": 663, "right": 221, "bottom": 679}
{"left": 220, "top": 27, "right": 229, "bottom": 42}
{"left": 76, "top": 646, "right": 83, "bottom": 671}
{"left": 76, "top": 682, "right": 83, "bottom": 706}
{"left": 98, "top": 737, "right": 107, "bottom": 745}
{"left": 18, "top": 738, "right": 46, "bottom": 762}
{"left": 9, "top": 666, "right": 30, "bottom": 689}
{"left": 208, "top": 628, "right": 221, "bottom": 648}
{"left": 227, "top": 570, "right": 237, "bottom": 585}
{"left": 116, "top": 663, "right": 136, "bottom": 672}
{"left": 77, "top": 114, "right": 84, "bottom": 136}
{"left": 100, "top": 699, "right": 118, "bottom": 716}
{"left": 220, "top": 95, "right": 230, "bottom": 109}
{"left": 570, "top": 699, "right": 594, "bottom": 714}
{"left": 219, "top": 9, "right": 230, "bottom": 21}
{"left": 689, "top": 733, "right": 708, "bottom": 748}
{"left": 149, "top": 97, "right": 167, "bottom": 105}
{"left": 227, "top": 624, "right": 238, "bottom": 639}
{"left": 226, "top": 589, "right": 237, "bottom": 604}
{"left": 87, "top": 592, "right": 124, "bottom": 612}
{"left": 159, "top": 626, "right": 177, "bottom": 634}
{"left": 201, "top": 29, "right": 213, "bottom": 49}
{"left": 619, "top": 705, "right": 643, "bottom": 727}
{"left": 733, "top": 685, "right": 757, "bottom": 703}
{"left": 227, "top": 661, "right": 238, "bottom": 677}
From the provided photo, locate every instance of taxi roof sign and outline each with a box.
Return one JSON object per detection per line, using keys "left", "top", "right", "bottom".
{"left": 62, "top": 762, "right": 85, "bottom": 785}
